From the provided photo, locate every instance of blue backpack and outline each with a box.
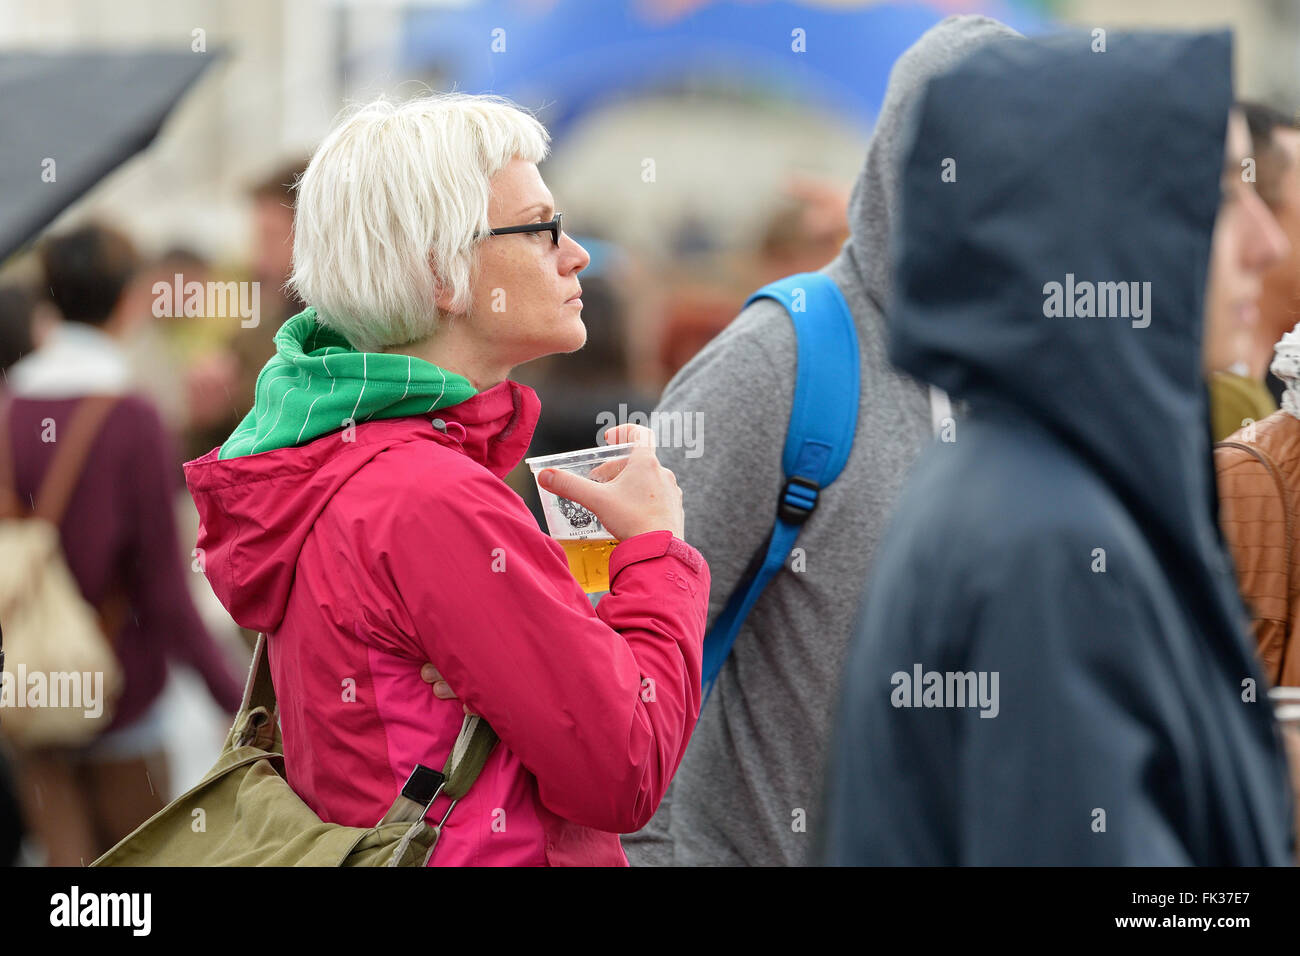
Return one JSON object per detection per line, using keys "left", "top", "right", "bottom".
{"left": 700, "top": 272, "right": 860, "bottom": 705}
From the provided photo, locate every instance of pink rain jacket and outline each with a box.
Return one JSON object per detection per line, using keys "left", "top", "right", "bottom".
{"left": 184, "top": 381, "right": 709, "bottom": 865}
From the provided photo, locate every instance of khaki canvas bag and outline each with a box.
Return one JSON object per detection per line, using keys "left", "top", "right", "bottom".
{"left": 0, "top": 395, "right": 126, "bottom": 746}
{"left": 93, "top": 632, "right": 498, "bottom": 866}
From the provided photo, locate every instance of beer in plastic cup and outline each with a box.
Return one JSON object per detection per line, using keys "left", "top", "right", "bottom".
{"left": 526, "top": 442, "right": 636, "bottom": 593}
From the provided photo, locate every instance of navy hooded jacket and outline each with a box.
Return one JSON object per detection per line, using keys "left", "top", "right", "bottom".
{"left": 822, "top": 30, "right": 1295, "bottom": 865}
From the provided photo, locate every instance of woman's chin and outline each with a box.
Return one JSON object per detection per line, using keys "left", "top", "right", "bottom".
{"left": 555, "top": 316, "right": 588, "bottom": 353}
{"left": 520, "top": 321, "right": 587, "bottom": 365}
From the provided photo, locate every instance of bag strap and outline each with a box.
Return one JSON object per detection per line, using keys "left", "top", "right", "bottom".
{"left": 0, "top": 396, "right": 22, "bottom": 519}
{"left": 1217, "top": 438, "right": 1297, "bottom": 680}
{"left": 0, "top": 394, "right": 120, "bottom": 524}
{"left": 0, "top": 394, "right": 128, "bottom": 644}
{"left": 235, "top": 633, "right": 499, "bottom": 826}
{"left": 238, "top": 631, "right": 278, "bottom": 720}
{"left": 439, "top": 714, "right": 498, "bottom": 799}
{"left": 700, "top": 272, "right": 861, "bottom": 705}
{"left": 34, "top": 395, "right": 120, "bottom": 526}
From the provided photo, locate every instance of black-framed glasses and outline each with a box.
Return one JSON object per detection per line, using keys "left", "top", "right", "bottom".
{"left": 479, "top": 213, "right": 563, "bottom": 246}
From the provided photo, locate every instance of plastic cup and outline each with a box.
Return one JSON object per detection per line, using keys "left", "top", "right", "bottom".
{"left": 526, "top": 442, "right": 637, "bottom": 593}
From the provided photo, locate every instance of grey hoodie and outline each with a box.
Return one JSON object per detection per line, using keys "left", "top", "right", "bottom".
{"left": 621, "top": 15, "right": 1021, "bottom": 866}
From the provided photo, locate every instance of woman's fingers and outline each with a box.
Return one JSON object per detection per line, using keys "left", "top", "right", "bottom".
{"left": 420, "top": 662, "right": 459, "bottom": 700}
{"left": 603, "top": 423, "right": 656, "bottom": 451}
{"left": 588, "top": 457, "right": 631, "bottom": 483}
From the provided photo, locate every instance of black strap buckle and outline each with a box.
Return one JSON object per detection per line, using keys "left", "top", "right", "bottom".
{"left": 778, "top": 476, "right": 820, "bottom": 524}
{"left": 377, "top": 763, "right": 447, "bottom": 827}
{"left": 402, "top": 764, "right": 446, "bottom": 808}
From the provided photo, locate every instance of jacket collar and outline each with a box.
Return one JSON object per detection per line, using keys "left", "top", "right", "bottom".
{"left": 421, "top": 379, "right": 541, "bottom": 479}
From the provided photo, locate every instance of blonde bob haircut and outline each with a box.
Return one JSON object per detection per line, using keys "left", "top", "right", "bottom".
{"left": 288, "top": 92, "right": 550, "bottom": 351}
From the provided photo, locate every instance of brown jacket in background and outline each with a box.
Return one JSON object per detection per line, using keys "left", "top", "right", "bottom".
{"left": 1216, "top": 409, "right": 1300, "bottom": 686}
{"left": 1217, "top": 409, "right": 1300, "bottom": 854}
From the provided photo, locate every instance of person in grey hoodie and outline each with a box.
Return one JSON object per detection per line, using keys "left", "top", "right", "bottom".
{"left": 621, "top": 14, "right": 1020, "bottom": 867}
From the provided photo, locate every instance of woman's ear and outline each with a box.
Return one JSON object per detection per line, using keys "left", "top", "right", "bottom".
{"left": 431, "top": 267, "right": 458, "bottom": 315}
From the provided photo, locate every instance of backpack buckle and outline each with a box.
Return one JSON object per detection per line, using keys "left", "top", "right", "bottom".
{"left": 778, "top": 476, "right": 820, "bottom": 525}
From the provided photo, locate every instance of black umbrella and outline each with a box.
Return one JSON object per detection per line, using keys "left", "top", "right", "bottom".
{"left": 0, "top": 50, "right": 219, "bottom": 263}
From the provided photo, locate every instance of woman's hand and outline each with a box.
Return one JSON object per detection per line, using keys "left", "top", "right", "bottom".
{"left": 537, "top": 424, "right": 685, "bottom": 541}
{"left": 420, "top": 663, "right": 476, "bottom": 716}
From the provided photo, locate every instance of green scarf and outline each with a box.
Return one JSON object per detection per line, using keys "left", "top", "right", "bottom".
{"left": 219, "top": 308, "right": 477, "bottom": 459}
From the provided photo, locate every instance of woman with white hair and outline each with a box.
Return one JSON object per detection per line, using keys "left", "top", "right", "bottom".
{"left": 183, "top": 93, "right": 710, "bottom": 866}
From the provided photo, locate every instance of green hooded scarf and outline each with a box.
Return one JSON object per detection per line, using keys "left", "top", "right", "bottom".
{"left": 219, "top": 308, "right": 477, "bottom": 459}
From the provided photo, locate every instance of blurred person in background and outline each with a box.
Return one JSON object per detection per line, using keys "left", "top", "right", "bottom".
{"left": 2, "top": 223, "right": 245, "bottom": 866}
{"left": 1205, "top": 102, "right": 1300, "bottom": 440}
{"left": 1218, "top": 326, "right": 1300, "bottom": 849}
{"left": 124, "top": 244, "right": 246, "bottom": 464}
{"left": 174, "top": 162, "right": 309, "bottom": 469}
{"left": 622, "top": 15, "right": 1018, "bottom": 867}
{"left": 0, "top": 284, "right": 37, "bottom": 373}
{"left": 656, "top": 285, "right": 741, "bottom": 383}
{"left": 824, "top": 34, "right": 1292, "bottom": 865}
{"left": 753, "top": 174, "right": 851, "bottom": 285}
{"left": 1216, "top": 105, "right": 1300, "bottom": 690}
{"left": 1243, "top": 102, "right": 1300, "bottom": 405}
{"left": 184, "top": 93, "right": 708, "bottom": 866}
{"left": 652, "top": 179, "right": 851, "bottom": 386}
{"left": 235, "top": 160, "right": 307, "bottom": 397}
{"left": 1220, "top": 329, "right": 1300, "bottom": 687}
{"left": 115, "top": 245, "right": 211, "bottom": 442}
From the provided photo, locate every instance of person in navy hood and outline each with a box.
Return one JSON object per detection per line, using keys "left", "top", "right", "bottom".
{"left": 822, "top": 30, "right": 1295, "bottom": 865}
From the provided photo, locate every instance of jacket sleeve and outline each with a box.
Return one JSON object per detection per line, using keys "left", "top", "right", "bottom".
{"left": 1214, "top": 442, "right": 1289, "bottom": 684}
{"left": 956, "top": 539, "right": 1197, "bottom": 865}
{"left": 125, "top": 398, "right": 245, "bottom": 714}
{"left": 376, "top": 468, "right": 710, "bottom": 834}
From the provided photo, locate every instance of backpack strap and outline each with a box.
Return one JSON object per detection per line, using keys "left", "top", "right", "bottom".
{"left": 0, "top": 396, "right": 22, "bottom": 519}
{"left": 700, "top": 272, "right": 860, "bottom": 705}
{"left": 0, "top": 394, "right": 128, "bottom": 642}
{"left": 0, "top": 393, "right": 120, "bottom": 522}
{"left": 33, "top": 395, "right": 119, "bottom": 526}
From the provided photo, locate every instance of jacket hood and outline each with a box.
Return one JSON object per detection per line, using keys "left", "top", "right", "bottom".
{"left": 834, "top": 15, "right": 1022, "bottom": 311}
{"left": 186, "top": 379, "right": 540, "bottom": 632}
{"left": 219, "top": 308, "right": 478, "bottom": 459}
{"left": 890, "top": 31, "right": 1244, "bottom": 647}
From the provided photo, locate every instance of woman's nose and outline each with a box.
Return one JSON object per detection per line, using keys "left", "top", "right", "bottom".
{"left": 560, "top": 233, "right": 591, "bottom": 274}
